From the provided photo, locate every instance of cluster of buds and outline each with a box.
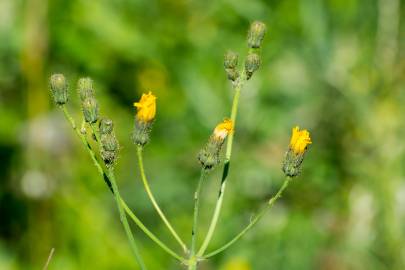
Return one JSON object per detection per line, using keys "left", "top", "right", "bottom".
{"left": 132, "top": 92, "right": 157, "bottom": 146}
{"left": 223, "top": 21, "right": 266, "bottom": 83}
{"left": 50, "top": 74, "right": 69, "bottom": 105}
{"left": 282, "top": 126, "right": 312, "bottom": 177}
{"left": 99, "top": 118, "right": 119, "bottom": 167}
{"left": 78, "top": 78, "right": 99, "bottom": 123}
{"left": 198, "top": 119, "right": 234, "bottom": 170}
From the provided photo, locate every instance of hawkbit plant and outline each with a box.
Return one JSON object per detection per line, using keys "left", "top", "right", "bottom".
{"left": 49, "top": 21, "right": 312, "bottom": 270}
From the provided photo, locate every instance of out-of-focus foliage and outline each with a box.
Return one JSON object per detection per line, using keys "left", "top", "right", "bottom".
{"left": 0, "top": 0, "right": 404, "bottom": 269}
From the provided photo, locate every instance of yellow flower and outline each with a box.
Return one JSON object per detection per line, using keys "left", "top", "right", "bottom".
{"left": 213, "top": 119, "right": 233, "bottom": 140}
{"left": 289, "top": 126, "right": 312, "bottom": 154}
{"left": 134, "top": 92, "right": 156, "bottom": 122}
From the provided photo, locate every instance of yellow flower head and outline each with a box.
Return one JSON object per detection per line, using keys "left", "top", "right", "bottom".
{"left": 289, "top": 126, "right": 312, "bottom": 154}
{"left": 134, "top": 92, "right": 156, "bottom": 122}
{"left": 213, "top": 119, "right": 234, "bottom": 140}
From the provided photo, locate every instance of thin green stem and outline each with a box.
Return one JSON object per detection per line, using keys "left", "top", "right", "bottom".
{"left": 136, "top": 146, "right": 188, "bottom": 253}
{"left": 197, "top": 77, "right": 243, "bottom": 257}
{"left": 60, "top": 106, "right": 147, "bottom": 268}
{"left": 108, "top": 168, "right": 148, "bottom": 270}
{"left": 60, "top": 106, "right": 185, "bottom": 262}
{"left": 90, "top": 122, "right": 147, "bottom": 269}
{"left": 121, "top": 199, "right": 186, "bottom": 263}
{"left": 203, "top": 177, "right": 292, "bottom": 259}
{"left": 188, "top": 169, "right": 208, "bottom": 270}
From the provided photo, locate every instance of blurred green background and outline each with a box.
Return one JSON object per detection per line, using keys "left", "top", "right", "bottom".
{"left": 0, "top": 0, "right": 404, "bottom": 269}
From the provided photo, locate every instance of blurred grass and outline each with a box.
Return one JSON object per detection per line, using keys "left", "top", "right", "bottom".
{"left": 0, "top": 0, "right": 404, "bottom": 269}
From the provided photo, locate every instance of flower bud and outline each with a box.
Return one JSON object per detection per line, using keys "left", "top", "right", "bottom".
{"left": 100, "top": 118, "right": 119, "bottom": 167}
{"left": 132, "top": 92, "right": 156, "bottom": 146}
{"left": 224, "top": 51, "right": 239, "bottom": 69}
{"left": 82, "top": 97, "right": 99, "bottom": 123}
{"left": 282, "top": 126, "right": 312, "bottom": 177}
{"left": 50, "top": 74, "right": 68, "bottom": 105}
{"left": 198, "top": 119, "right": 233, "bottom": 170}
{"left": 101, "top": 134, "right": 119, "bottom": 167}
{"left": 99, "top": 118, "right": 113, "bottom": 135}
{"left": 77, "top": 77, "right": 95, "bottom": 102}
{"left": 247, "top": 21, "right": 266, "bottom": 48}
{"left": 245, "top": 53, "right": 261, "bottom": 80}
{"left": 224, "top": 51, "right": 240, "bottom": 81}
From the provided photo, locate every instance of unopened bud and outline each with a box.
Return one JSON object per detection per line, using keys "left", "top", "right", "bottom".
{"left": 101, "top": 134, "right": 119, "bottom": 167}
{"left": 224, "top": 51, "right": 239, "bottom": 69}
{"left": 99, "top": 118, "right": 113, "bottom": 135}
{"left": 245, "top": 53, "right": 261, "bottom": 79}
{"left": 77, "top": 77, "right": 95, "bottom": 102}
{"left": 82, "top": 97, "right": 99, "bottom": 123}
{"left": 100, "top": 119, "right": 119, "bottom": 167}
{"left": 247, "top": 21, "right": 266, "bottom": 48}
{"left": 50, "top": 74, "right": 68, "bottom": 105}
{"left": 101, "top": 133, "right": 118, "bottom": 152}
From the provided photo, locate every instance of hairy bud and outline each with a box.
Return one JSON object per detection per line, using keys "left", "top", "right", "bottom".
{"left": 247, "top": 21, "right": 266, "bottom": 49}
{"left": 99, "top": 118, "right": 113, "bottom": 135}
{"left": 224, "top": 51, "right": 240, "bottom": 82}
{"left": 224, "top": 51, "right": 239, "bottom": 69}
{"left": 245, "top": 53, "right": 261, "bottom": 80}
{"left": 82, "top": 97, "right": 99, "bottom": 123}
{"left": 77, "top": 77, "right": 95, "bottom": 102}
{"left": 50, "top": 74, "right": 68, "bottom": 105}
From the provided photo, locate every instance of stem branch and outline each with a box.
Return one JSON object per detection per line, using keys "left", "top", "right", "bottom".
{"left": 203, "top": 177, "right": 292, "bottom": 258}
{"left": 136, "top": 146, "right": 188, "bottom": 253}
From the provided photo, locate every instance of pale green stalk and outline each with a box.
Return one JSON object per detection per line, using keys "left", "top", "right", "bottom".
{"left": 62, "top": 108, "right": 184, "bottom": 261}
{"left": 60, "top": 105, "right": 147, "bottom": 269}
{"left": 197, "top": 72, "right": 245, "bottom": 257}
{"left": 108, "top": 168, "right": 148, "bottom": 270}
{"left": 203, "top": 177, "right": 292, "bottom": 258}
{"left": 136, "top": 146, "right": 188, "bottom": 253}
{"left": 188, "top": 169, "right": 208, "bottom": 270}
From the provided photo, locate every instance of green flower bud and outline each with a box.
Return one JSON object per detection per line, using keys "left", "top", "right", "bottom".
{"left": 100, "top": 119, "right": 119, "bottom": 167}
{"left": 77, "top": 77, "right": 95, "bottom": 102}
{"left": 224, "top": 51, "right": 239, "bottom": 69}
{"left": 247, "top": 21, "right": 266, "bottom": 49}
{"left": 82, "top": 97, "right": 99, "bottom": 123}
{"left": 132, "top": 119, "right": 153, "bottom": 146}
{"left": 50, "top": 74, "right": 68, "bottom": 105}
{"left": 101, "top": 133, "right": 118, "bottom": 152}
{"left": 245, "top": 53, "right": 261, "bottom": 79}
{"left": 99, "top": 118, "right": 113, "bottom": 135}
{"left": 225, "top": 68, "right": 239, "bottom": 81}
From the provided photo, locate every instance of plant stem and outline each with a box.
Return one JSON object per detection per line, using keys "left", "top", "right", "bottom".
{"left": 136, "top": 146, "right": 188, "bottom": 253}
{"left": 108, "top": 168, "right": 148, "bottom": 270}
{"left": 121, "top": 199, "right": 186, "bottom": 263}
{"left": 197, "top": 76, "right": 244, "bottom": 257}
{"left": 89, "top": 123, "right": 147, "bottom": 269}
{"left": 203, "top": 177, "right": 292, "bottom": 258}
{"left": 188, "top": 169, "right": 207, "bottom": 270}
{"left": 60, "top": 106, "right": 185, "bottom": 262}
